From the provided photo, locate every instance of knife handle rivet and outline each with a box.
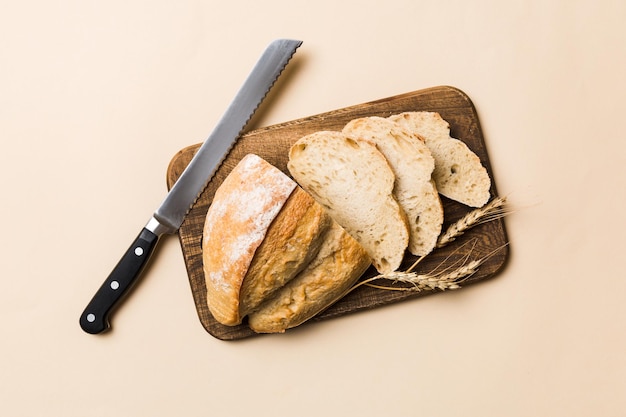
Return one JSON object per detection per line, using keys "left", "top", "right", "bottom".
{"left": 110, "top": 280, "right": 120, "bottom": 290}
{"left": 134, "top": 247, "right": 144, "bottom": 256}
{"left": 86, "top": 313, "right": 96, "bottom": 323}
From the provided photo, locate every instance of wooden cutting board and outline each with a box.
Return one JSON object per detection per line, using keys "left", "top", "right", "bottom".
{"left": 166, "top": 86, "right": 509, "bottom": 340}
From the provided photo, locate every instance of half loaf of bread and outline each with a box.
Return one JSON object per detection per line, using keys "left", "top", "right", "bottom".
{"left": 203, "top": 153, "right": 371, "bottom": 331}
{"left": 342, "top": 116, "right": 444, "bottom": 257}
{"left": 203, "top": 154, "right": 329, "bottom": 325}
{"left": 288, "top": 131, "right": 409, "bottom": 274}
{"left": 389, "top": 111, "right": 491, "bottom": 207}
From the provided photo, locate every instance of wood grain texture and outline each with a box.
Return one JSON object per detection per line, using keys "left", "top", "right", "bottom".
{"left": 166, "top": 86, "right": 509, "bottom": 340}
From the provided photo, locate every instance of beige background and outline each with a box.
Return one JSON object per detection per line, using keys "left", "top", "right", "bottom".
{"left": 1, "top": 1, "right": 624, "bottom": 416}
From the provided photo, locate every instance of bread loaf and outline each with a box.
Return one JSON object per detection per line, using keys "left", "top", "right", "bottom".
{"left": 203, "top": 154, "right": 330, "bottom": 326}
{"left": 248, "top": 221, "right": 371, "bottom": 333}
{"left": 389, "top": 111, "right": 491, "bottom": 207}
{"left": 342, "top": 116, "right": 444, "bottom": 257}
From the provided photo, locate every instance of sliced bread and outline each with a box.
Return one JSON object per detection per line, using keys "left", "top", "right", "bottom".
{"left": 288, "top": 130, "right": 409, "bottom": 274}
{"left": 342, "top": 116, "right": 444, "bottom": 256}
{"left": 389, "top": 111, "right": 491, "bottom": 207}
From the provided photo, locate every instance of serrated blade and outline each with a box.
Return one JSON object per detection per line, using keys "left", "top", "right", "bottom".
{"left": 151, "top": 38, "right": 302, "bottom": 234}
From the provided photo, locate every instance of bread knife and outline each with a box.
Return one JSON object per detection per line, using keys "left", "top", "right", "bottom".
{"left": 79, "top": 39, "right": 302, "bottom": 334}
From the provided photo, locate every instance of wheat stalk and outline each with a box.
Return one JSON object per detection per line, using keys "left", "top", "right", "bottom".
{"left": 371, "top": 260, "right": 480, "bottom": 291}
{"left": 354, "top": 258, "right": 481, "bottom": 293}
{"left": 436, "top": 196, "right": 508, "bottom": 248}
{"left": 356, "top": 241, "right": 508, "bottom": 294}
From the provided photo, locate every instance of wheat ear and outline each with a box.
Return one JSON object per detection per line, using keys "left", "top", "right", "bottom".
{"left": 365, "top": 259, "right": 481, "bottom": 292}
{"left": 352, "top": 241, "right": 508, "bottom": 294}
{"left": 354, "top": 258, "right": 481, "bottom": 293}
{"left": 436, "top": 196, "right": 508, "bottom": 248}
{"left": 350, "top": 241, "right": 478, "bottom": 293}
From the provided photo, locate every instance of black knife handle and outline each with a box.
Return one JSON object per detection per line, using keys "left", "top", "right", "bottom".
{"left": 80, "top": 228, "right": 159, "bottom": 334}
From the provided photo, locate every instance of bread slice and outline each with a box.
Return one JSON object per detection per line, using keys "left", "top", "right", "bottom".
{"left": 342, "top": 116, "right": 443, "bottom": 256}
{"left": 248, "top": 221, "right": 371, "bottom": 333}
{"left": 202, "top": 154, "right": 330, "bottom": 326}
{"left": 288, "top": 131, "right": 409, "bottom": 274}
{"left": 389, "top": 112, "right": 491, "bottom": 207}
